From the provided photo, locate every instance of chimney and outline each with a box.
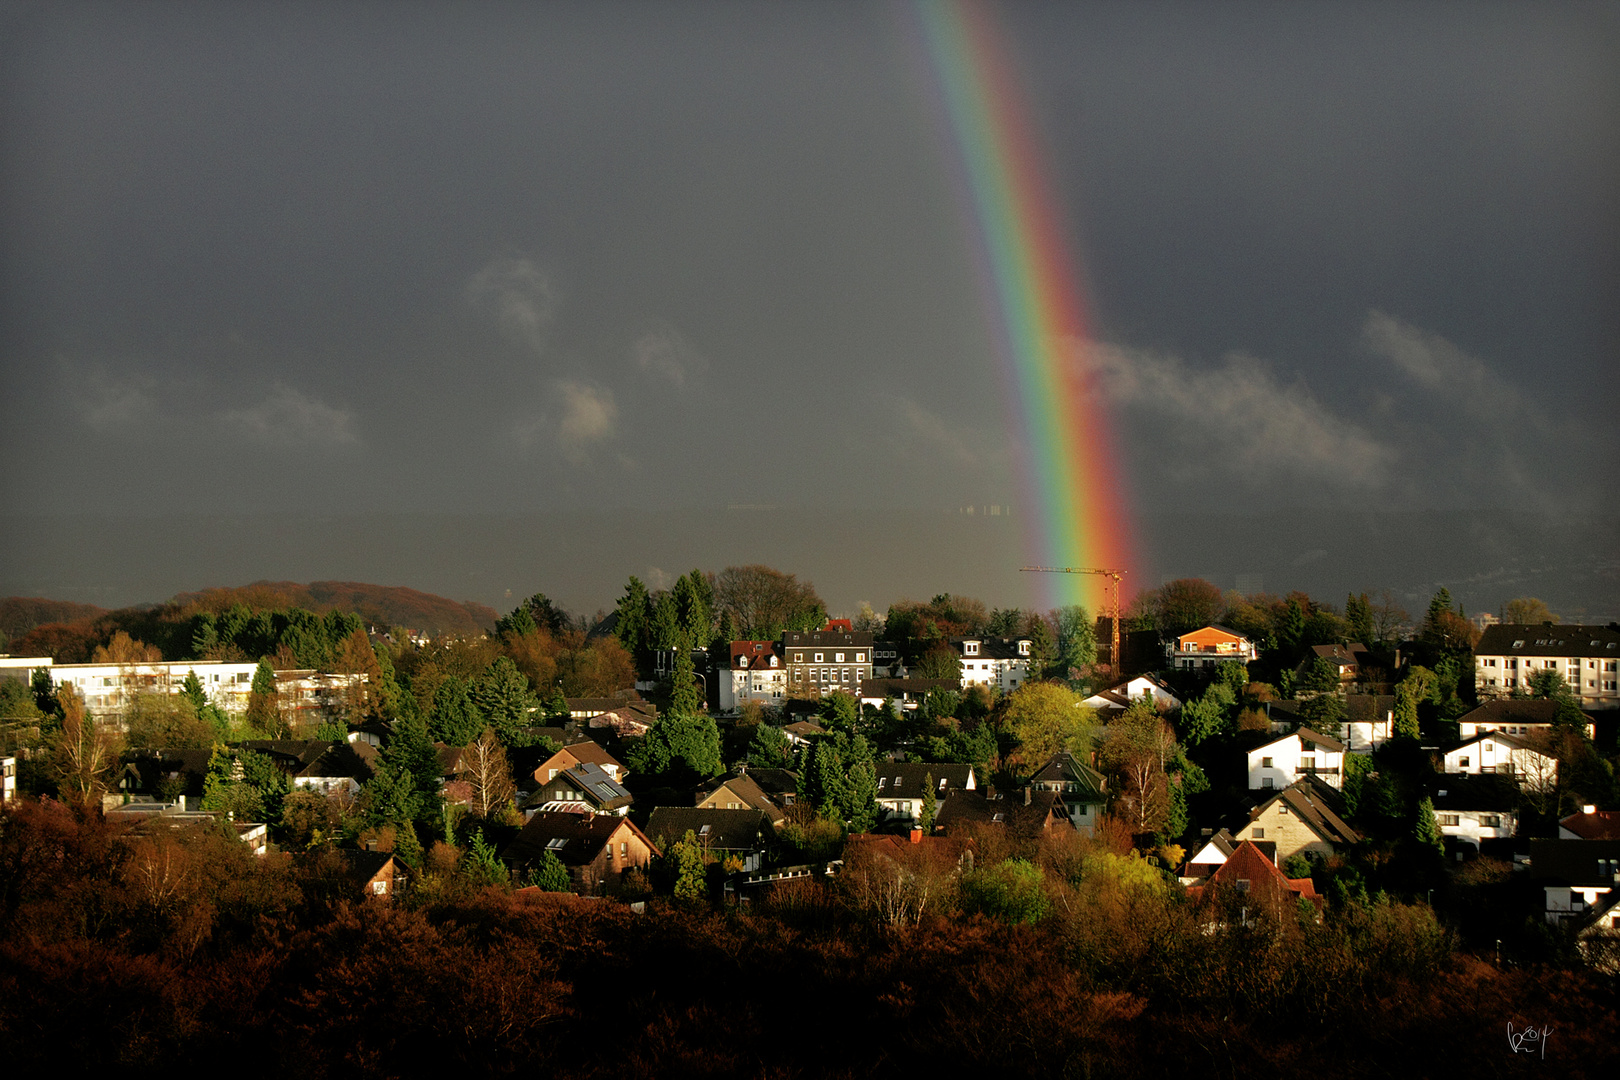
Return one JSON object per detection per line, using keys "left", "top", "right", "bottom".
{"left": 366, "top": 838, "right": 378, "bottom": 852}
{"left": 909, "top": 827, "right": 922, "bottom": 844}
{"left": 178, "top": 794, "right": 186, "bottom": 812}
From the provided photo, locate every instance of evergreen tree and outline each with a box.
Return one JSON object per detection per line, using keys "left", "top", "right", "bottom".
{"left": 667, "top": 644, "right": 703, "bottom": 717}
{"left": 543, "top": 686, "right": 571, "bottom": 721}
{"left": 747, "top": 724, "right": 792, "bottom": 770}
{"left": 428, "top": 675, "right": 483, "bottom": 747}
{"left": 244, "top": 659, "right": 281, "bottom": 736}
{"left": 615, "top": 576, "right": 651, "bottom": 662}
{"left": 670, "top": 830, "right": 708, "bottom": 905}
{"left": 530, "top": 848, "right": 570, "bottom": 891}
{"left": 650, "top": 592, "right": 682, "bottom": 652}
{"left": 1346, "top": 592, "right": 1374, "bottom": 645}
{"left": 190, "top": 613, "right": 219, "bottom": 659}
{"left": 473, "top": 657, "right": 538, "bottom": 745}
{"left": 393, "top": 819, "right": 423, "bottom": 870}
{"left": 181, "top": 670, "right": 208, "bottom": 713}
{"left": 920, "top": 771, "right": 937, "bottom": 834}
{"left": 1415, "top": 797, "right": 1444, "bottom": 854}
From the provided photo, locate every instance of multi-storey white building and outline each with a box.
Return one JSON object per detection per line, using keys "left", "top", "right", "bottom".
{"left": 951, "top": 637, "right": 1034, "bottom": 694}
{"left": 1247, "top": 728, "right": 1346, "bottom": 791}
{"left": 1474, "top": 624, "right": 1620, "bottom": 710}
{"left": 719, "top": 640, "right": 786, "bottom": 711}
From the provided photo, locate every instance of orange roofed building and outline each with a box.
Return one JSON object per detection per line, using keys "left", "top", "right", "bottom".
{"left": 1168, "top": 625, "right": 1258, "bottom": 670}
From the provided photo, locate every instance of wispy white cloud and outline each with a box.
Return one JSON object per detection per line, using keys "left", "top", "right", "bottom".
{"left": 466, "top": 256, "right": 555, "bottom": 351}
{"left": 894, "top": 397, "right": 981, "bottom": 468}
{"left": 1362, "top": 310, "right": 1550, "bottom": 431}
{"left": 519, "top": 379, "right": 618, "bottom": 464}
{"left": 632, "top": 321, "right": 706, "bottom": 387}
{"left": 77, "top": 364, "right": 158, "bottom": 431}
{"left": 1077, "top": 340, "right": 1395, "bottom": 490}
{"left": 219, "top": 385, "right": 360, "bottom": 447}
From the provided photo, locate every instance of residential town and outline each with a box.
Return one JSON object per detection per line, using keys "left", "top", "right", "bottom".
{"left": 1, "top": 573, "right": 1617, "bottom": 1074}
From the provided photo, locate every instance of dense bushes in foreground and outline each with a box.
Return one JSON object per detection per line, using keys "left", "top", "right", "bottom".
{"left": 1, "top": 799, "right": 1616, "bottom": 1077}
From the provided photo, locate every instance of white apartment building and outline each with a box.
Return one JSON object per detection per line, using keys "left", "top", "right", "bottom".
{"left": 719, "top": 640, "right": 786, "bottom": 711}
{"left": 1247, "top": 728, "right": 1346, "bottom": 791}
{"left": 951, "top": 637, "right": 1034, "bottom": 694}
{"left": 1474, "top": 624, "right": 1620, "bottom": 710}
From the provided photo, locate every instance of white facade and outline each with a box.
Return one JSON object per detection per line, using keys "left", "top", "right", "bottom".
{"left": 1247, "top": 730, "right": 1345, "bottom": 791}
{"left": 1442, "top": 734, "right": 1557, "bottom": 788}
{"left": 1474, "top": 625, "right": 1620, "bottom": 710}
{"left": 952, "top": 638, "right": 1033, "bottom": 694}
{"left": 719, "top": 641, "right": 786, "bottom": 712}
{"left": 1435, "top": 808, "right": 1516, "bottom": 850}
{"left": 31, "top": 660, "right": 260, "bottom": 719}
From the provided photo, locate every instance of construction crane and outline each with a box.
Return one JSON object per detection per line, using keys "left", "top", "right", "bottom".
{"left": 1020, "top": 566, "right": 1127, "bottom": 677}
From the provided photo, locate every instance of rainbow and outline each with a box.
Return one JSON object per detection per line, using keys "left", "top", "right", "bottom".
{"left": 911, "top": 0, "right": 1134, "bottom": 612}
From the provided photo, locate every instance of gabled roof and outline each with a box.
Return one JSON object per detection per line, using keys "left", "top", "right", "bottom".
{"left": 1249, "top": 778, "right": 1359, "bottom": 847}
{"left": 697, "top": 772, "right": 781, "bottom": 815}
{"left": 782, "top": 720, "right": 826, "bottom": 737}
{"left": 729, "top": 640, "right": 782, "bottom": 670}
{"left": 503, "top": 811, "right": 655, "bottom": 868}
{"left": 1252, "top": 727, "right": 1346, "bottom": 754}
{"left": 1174, "top": 624, "right": 1251, "bottom": 644}
{"left": 563, "top": 762, "right": 633, "bottom": 810}
{"left": 1560, "top": 809, "right": 1620, "bottom": 841}
{"left": 860, "top": 678, "right": 962, "bottom": 700}
{"left": 1188, "top": 840, "right": 1317, "bottom": 903}
{"left": 1446, "top": 730, "right": 1549, "bottom": 757}
{"left": 536, "top": 739, "right": 624, "bottom": 778}
{"left": 1477, "top": 624, "right": 1620, "bottom": 659}
{"left": 1187, "top": 829, "right": 1276, "bottom": 870}
{"left": 1029, "top": 752, "right": 1106, "bottom": 802}
{"left": 646, "top": 807, "right": 773, "bottom": 852}
{"left": 933, "top": 788, "right": 1071, "bottom": 835}
{"left": 740, "top": 767, "right": 799, "bottom": 798}
{"left": 1345, "top": 694, "right": 1395, "bottom": 725}
{"left": 872, "top": 762, "right": 974, "bottom": 800}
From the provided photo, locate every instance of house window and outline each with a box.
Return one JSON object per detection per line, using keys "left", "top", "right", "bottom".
{"left": 814, "top": 653, "right": 823, "bottom": 663}
{"left": 1279, "top": 804, "right": 1289, "bottom": 815}
{"left": 699, "top": 825, "right": 711, "bottom": 836}
{"left": 1261, "top": 757, "right": 1273, "bottom": 768}
{"left": 835, "top": 652, "right": 844, "bottom": 663}
{"left": 1263, "top": 778, "right": 1274, "bottom": 789}
{"left": 878, "top": 777, "right": 887, "bottom": 789}
{"left": 939, "top": 777, "right": 948, "bottom": 790}
{"left": 1482, "top": 816, "right": 1501, "bottom": 828}
{"left": 372, "top": 880, "right": 388, "bottom": 895}
{"left": 621, "top": 842, "right": 627, "bottom": 856}
{"left": 546, "top": 838, "right": 567, "bottom": 850}
{"left": 965, "top": 642, "right": 979, "bottom": 655}
{"left": 1252, "top": 829, "right": 1265, "bottom": 838}
{"left": 1236, "top": 879, "right": 1251, "bottom": 892}
{"left": 1437, "top": 814, "right": 1459, "bottom": 827}
{"left": 1484, "top": 658, "right": 1497, "bottom": 667}
{"left": 1459, "top": 757, "right": 1470, "bottom": 768}
{"left": 855, "top": 653, "right": 864, "bottom": 662}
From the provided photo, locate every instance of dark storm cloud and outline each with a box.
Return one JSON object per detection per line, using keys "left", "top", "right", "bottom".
{"left": 0, "top": 1, "right": 1614, "bottom": 613}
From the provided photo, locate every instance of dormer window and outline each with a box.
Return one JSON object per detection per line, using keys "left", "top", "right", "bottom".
{"left": 769, "top": 657, "right": 778, "bottom": 667}
{"left": 964, "top": 641, "right": 979, "bottom": 656}
{"left": 1018, "top": 640, "right": 1030, "bottom": 656}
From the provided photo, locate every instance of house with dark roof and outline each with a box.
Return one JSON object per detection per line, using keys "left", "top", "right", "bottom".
{"left": 1344, "top": 694, "right": 1396, "bottom": 752}
{"left": 781, "top": 719, "right": 826, "bottom": 746}
{"left": 502, "top": 810, "right": 658, "bottom": 896}
{"left": 646, "top": 807, "right": 775, "bottom": 872}
{"left": 1474, "top": 624, "right": 1620, "bottom": 711}
{"left": 1186, "top": 840, "right": 1319, "bottom": 915}
{"left": 1529, "top": 838, "right": 1620, "bottom": 927}
{"left": 871, "top": 762, "right": 975, "bottom": 823}
{"left": 1247, "top": 727, "right": 1346, "bottom": 791}
{"left": 933, "top": 786, "right": 1072, "bottom": 837}
{"left": 951, "top": 637, "right": 1035, "bottom": 694}
{"left": 118, "top": 747, "right": 213, "bottom": 800}
{"left": 1457, "top": 698, "right": 1595, "bottom": 740}
{"left": 1428, "top": 774, "right": 1519, "bottom": 855}
{"left": 858, "top": 678, "right": 963, "bottom": 711}
{"left": 1232, "top": 777, "right": 1359, "bottom": 862}
{"left": 695, "top": 770, "right": 786, "bottom": 824}
{"left": 1082, "top": 674, "right": 1182, "bottom": 717}
{"left": 523, "top": 761, "right": 633, "bottom": 818}
{"left": 1440, "top": 731, "right": 1557, "bottom": 791}
{"left": 1293, "top": 642, "right": 1374, "bottom": 687}
{"left": 240, "top": 739, "right": 378, "bottom": 796}
{"left": 1029, "top": 751, "right": 1107, "bottom": 834}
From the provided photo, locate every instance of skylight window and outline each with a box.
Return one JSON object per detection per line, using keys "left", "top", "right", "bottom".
{"left": 1513, "top": 640, "right": 1525, "bottom": 649}
{"left": 546, "top": 838, "right": 567, "bottom": 850}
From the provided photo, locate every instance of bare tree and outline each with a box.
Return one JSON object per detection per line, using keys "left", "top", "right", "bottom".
{"left": 1097, "top": 700, "right": 1177, "bottom": 835}
{"left": 52, "top": 684, "right": 120, "bottom": 806}
{"left": 1369, "top": 589, "right": 1410, "bottom": 647}
{"left": 712, "top": 565, "right": 824, "bottom": 640}
{"left": 460, "top": 727, "right": 516, "bottom": 820}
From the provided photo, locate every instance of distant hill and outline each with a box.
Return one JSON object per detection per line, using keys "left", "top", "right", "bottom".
{"left": 4, "top": 581, "right": 500, "bottom": 663}
{"left": 169, "top": 581, "right": 500, "bottom": 636}
{"left": 0, "top": 597, "right": 109, "bottom": 647}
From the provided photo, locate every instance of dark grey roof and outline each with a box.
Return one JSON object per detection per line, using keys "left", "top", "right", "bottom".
{"left": 1427, "top": 774, "right": 1520, "bottom": 812}
{"left": 646, "top": 807, "right": 773, "bottom": 852}
{"left": 872, "top": 762, "right": 974, "bottom": 801}
{"left": 1250, "top": 777, "right": 1359, "bottom": 847}
{"left": 934, "top": 788, "right": 1070, "bottom": 834}
{"left": 1528, "top": 838, "right": 1620, "bottom": 886}
{"left": 1255, "top": 727, "right": 1346, "bottom": 754}
{"left": 1456, "top": 699, "right": 1591, "bottom": 728}
{"left": 503, "top": 811, "right": 633, "bottom": 867}
{"left": 781, "top": 631, "right": 874, "bottom": 648}
{"left": 740, "top": 767, "right": 799, "bottom": 797}
{"left": 861, "top": 678, "right": 961, "bottom": 699}
{"left": 566, "top": 762, "right": 632, "bottom": 808}
{"left": 951, "top": 637, "right": 1032, "bottom": 660}
{"left": 1029, "top": 752, "right": 1105, "bottom": 802}
{"left": 1477, "top": 624, "right": 1620, "bottom": 658}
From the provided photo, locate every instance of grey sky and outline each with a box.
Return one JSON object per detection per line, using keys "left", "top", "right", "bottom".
{"left": 1, "top": 1, "right": 1615, "bottom": 615}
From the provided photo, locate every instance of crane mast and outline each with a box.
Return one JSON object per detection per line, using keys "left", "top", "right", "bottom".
{"left": 1019, "top": 566, "right": 1127, "bottom": 679}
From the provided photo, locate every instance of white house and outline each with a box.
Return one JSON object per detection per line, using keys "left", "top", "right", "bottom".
{"left": 1474, "top": 624, "right": 1620, "bottom": 710}
{"left": 1456, "top": 699, "right": 1595, "bottom": 740}
{"left": 718, "top": 640, "right": 786, "bottom": 712}
{"left": 1441, "top": 731, "right": 1557, "bottom": 791}
{"left": 1083, "top": 674, "right": 1182, "bottom": 716}
{"left": 1430, "top": 777, "right": 1518, "bottom": 855}
{"left": 951, "top": 637, "right": 1034, "bottom": 694}
{"left": 27, "top": 659, "right": 261, "bottom": 719}
{"left": 872, "top": 762, "right": 976, "bottom": 822}
{"left": 1530, "top": 838, "right": 1620, "bottom": 926}
{"left": 1247, "top": 728, "right": 1346, "bottom": 791}
{"left": 1342, "top": 694, "right": 1395, "bottom": 753}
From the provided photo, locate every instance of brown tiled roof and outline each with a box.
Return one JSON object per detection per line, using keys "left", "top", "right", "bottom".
{"left": 1560, "top": 810, "right": 1620, "bottom": 841}
{"left": 1188, "top": 840, "right": 1317, "bottom": 904}
{"left": 1249, "top": 778, "right": 1359, "bottom": 847}
{"left": 934, "top": 788, "right": 1070, "bottom": 836}
{"left": 503, "top": 811, "right": 656, "bottom": 868}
